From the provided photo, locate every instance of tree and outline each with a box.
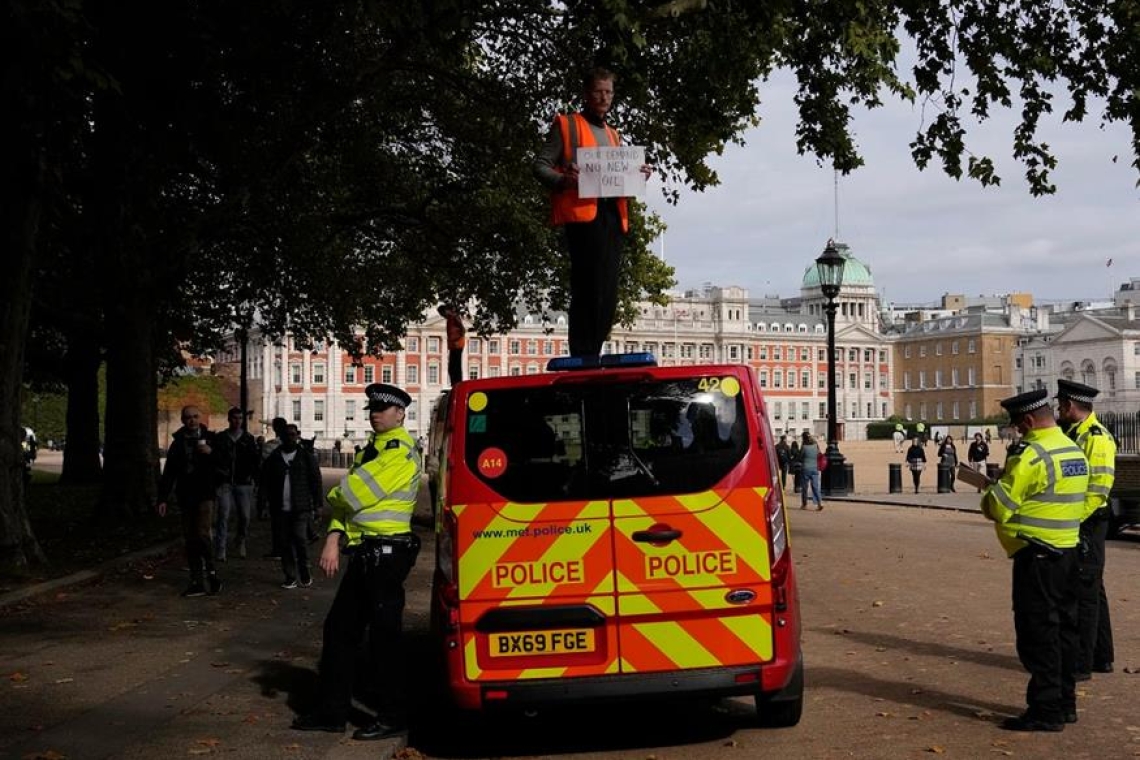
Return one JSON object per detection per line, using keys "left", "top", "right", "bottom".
{"left": 5, "top": 0, "right": 1140, "bottom": 573}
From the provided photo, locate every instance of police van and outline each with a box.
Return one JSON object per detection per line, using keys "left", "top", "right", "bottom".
{"left": 427, "top": 353, "right": 803, "bottom": 726}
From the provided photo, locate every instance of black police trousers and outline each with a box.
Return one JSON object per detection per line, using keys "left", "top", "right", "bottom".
{"left": 1076, "top": 512, "right": 1114, "bottom": 673}
{"left": 316, "top": 535, "right": 420, "bottom": 721}
{"left": 1012, "top": 544, "right": 1079, "bottom": 722}
{"left": 565, "top": 199, "right": 624, "bottom": 358}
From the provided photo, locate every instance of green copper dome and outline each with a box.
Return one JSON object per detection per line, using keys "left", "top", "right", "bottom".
{"left": 800, "top": 243, "right": 875, "bottom": 289}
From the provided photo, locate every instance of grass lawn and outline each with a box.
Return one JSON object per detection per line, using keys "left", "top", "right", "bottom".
{"left": 6, "top": 470, "right": 178, "bottom": 590}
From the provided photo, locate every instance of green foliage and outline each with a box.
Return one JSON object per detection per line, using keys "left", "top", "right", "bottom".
{"left": 156, "top": 375, "right": 231, "bottom": 418}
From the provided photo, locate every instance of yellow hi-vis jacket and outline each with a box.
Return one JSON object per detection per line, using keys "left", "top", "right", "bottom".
{"left": 1065, "top": 411, "right": 1116, "bottom": 520}
{"left": 327, "top": 426, "right": 421, "bottom": 547}
{"left": 981, "top": 425, "right": 1088, "bottom": 557}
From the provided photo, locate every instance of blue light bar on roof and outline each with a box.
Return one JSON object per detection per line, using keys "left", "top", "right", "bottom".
{"left": 546, "top": 352, "right": 657, "bottom": 372}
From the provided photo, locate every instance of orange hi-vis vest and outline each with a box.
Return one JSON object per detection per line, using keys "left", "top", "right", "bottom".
{"left": 550, "top": 113, "right": 630, "bottom": 233}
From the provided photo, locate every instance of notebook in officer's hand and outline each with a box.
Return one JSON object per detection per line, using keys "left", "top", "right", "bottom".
{"left": 956, "top": 463, "right": 993, "bottom": 489}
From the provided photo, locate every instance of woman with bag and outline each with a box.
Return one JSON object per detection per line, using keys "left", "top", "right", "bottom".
{"left": 906, "top": 438, "right": 926, "bottom": 493}
{"left": 789, "top": 438, "right": 802, "bottom": 493}
{"left": 799, "top": 432, "right": 823, "bottom": 511}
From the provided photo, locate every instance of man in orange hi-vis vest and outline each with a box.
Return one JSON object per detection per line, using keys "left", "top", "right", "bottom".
{"left": 533, "top": 66, "right": 651, "bottom": 359}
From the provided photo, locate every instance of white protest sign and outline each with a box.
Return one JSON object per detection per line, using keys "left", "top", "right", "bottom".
{"left": 575, "top": 146, "right": 646, "bottom": 199}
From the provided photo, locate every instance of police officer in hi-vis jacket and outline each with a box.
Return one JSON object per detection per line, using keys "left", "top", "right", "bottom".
{"left": 1055, "top": 378, "right": 1117, "bottom": 680}
{"left": 981, "top": 388, "right": 1088, "bottom": 732}
{"left": 292, "top": 383, "right": 422, "bottom": 741}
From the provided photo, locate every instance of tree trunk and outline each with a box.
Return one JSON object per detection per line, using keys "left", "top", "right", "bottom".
{"left": 0, "top": 142, "right": 48, "bottom": 575}
{"left": 60, "top": 339, "right": 104, "bottom": 485}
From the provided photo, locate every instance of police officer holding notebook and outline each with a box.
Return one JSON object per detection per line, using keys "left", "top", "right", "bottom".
{"left": 981, "top": 388, "right": 1087, "bottom": 732}
{"left": 292, "top": 383, "right": 422, "bottom": 741}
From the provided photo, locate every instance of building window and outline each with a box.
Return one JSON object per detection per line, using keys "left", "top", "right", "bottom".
{"left": 773, "top": 402, "right": 782, "bottom": 420}
{"left": 866, "top": 402, "right": 873, "bottom": 418}
{"left": 527, "top": 364, "right": 540, "bottom": 375}
{"left": 801, "top": 402, "right": 809, "bottom": 420}
{"left": 382, "top": 365, "right": 393, "bottom": 383}
{"left": 1034, "top": 354, "right": 1045, "bottom": 369}
{"left": 345, "top": 400, "right": 356, "bottom": 421}
{"left": 919, "top": 402, "right": 927, "bottom": 419}
{"left": 489, "top": 339, "right": 500, "bottom": 354}
{"left": 818, "top": 373, "right": 826, "bottom": 389}
{"left": 952, "top": 368, "right": 959, "bottom": 386}
{"left": 863, "top": 372, "right": 872, "bottom": 390}
{"left": 818, "top": 348, "right": 826, "bottom": 361}
{"left": 801, "top": 347, "right": 810, "bottom": 361}
{"left": 802, "top": 370, "right": 811, "bottom": 388}
{"left": 344, "top": 366, "right": 357, "bottom": 384}
{"left": 314, "top": 400, "right": 325, "bottom": 422}
{"left": 509, "top": 339, "right": 521, "bottom": 355}
{"left": 919, "top": 345, "right": 927, "bottom": 358}
{"left": 935, "top": 342, "right": 942, "bottom": 356}
{"left": 967, "top": 367, "right": 976, "bottom": 385}
{"left": 905, "top": 403, "right": 913, "bottom": 419}
{"left": 406, "top": 337, "right": 419, "bottom": 352}
{"left": 968, "top": 339, "right": 976, "bottom": 354}
{"left": 426, "top": 336, "right": 440, "bottom": 353}
{"left": 759, "top": 346, "right": 768, "bottom": 360}
{"left": 407, "top": 365, "right": 419, "bottom": 384}
{"left": 819, "top": 402, "right": 826, "bottom": 419}
{"left": 952, "top": 341, "right": 959, "bottom": 355}
{"left": 488, "top": 366, "right": 500, "bottom": 377}
{"left": 904, "top": 372, "right": 911, "bottom": 390}
{"left": 935, "top": 369, "right": 942, "bottom": 388}
{"left": 879, "top": 372, "right": 888, "bottom": 389}
{"left": 427, "top": 363, "right": 439, "bottom": 385}
{"left": 543, "top": 340, "right": 553, "bottom": 354}
{"left": 952, "top": 401, "right": 960, "bottom": 420}
{"left": 969, "top": 400, "right": 977, "bottom": 418}
{"left": 292, "top": 399, "right": 301, "bottom": 422}
{"left": 758, "top": 370, "right": 768, "bottom": 388}
{"left": 729, "top": 345, "right": 739, "bottom": 361}
{"left": 364, "top": 365, "right": 375, "bottom": 383}
{"left": 509, "top": 364, "right": 521, "bottom": 376}
{"left": 848, "top": 372, "right": 856, "bottom": 389}
{"left": 468, "top": 365, "right": 480, "bottom": 380}
{"left": 879, "top": 349, "right": 887, "bottom": 362}
{"left": 786, "top": 369, "right": 795, "bottom": 388}
{"left": 864, "top": 348, "right": 873, "bottom": 362}
{"left": 312, "top": 363, "right": 326, "bottom": 385}
{"left": 919, "top": 370, "right": 926, "bottom": 389}
{"left": 290, "top": 363, "right": 302, "bottom": 384}
{"left": 1016, "top": 357, "right": 1023, "bottom": 369}
{"left": 773, "top": 371, "right": 782, "bottom": 388}
{"left": 904, "top": 345, "right": 912, "bottom": 358}
{"left": 848, "top": 348, "right": 857, "bottom": 361}
{"left": 773, "top": 347, "right": 782, "bottom": 360}
{"left": 527, "top": 340, "right": 537, "bottom": 355}
{"left": 936, "top": 402, "right": 943, "bottom": 419}
{"left": 699, "top": 344, "right": 713, "bottom": 359}
{"left": 468, "top": 338, "right": 481, "bottom": 354}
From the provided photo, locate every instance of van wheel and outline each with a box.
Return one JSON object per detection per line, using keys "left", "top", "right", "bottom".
{"left": 755, "top": 660, "right": 804, "bottom": 728}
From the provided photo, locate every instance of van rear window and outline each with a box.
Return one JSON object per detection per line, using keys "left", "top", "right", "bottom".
{"left": 464, "top": 378, "right": 749, "bottom": 502}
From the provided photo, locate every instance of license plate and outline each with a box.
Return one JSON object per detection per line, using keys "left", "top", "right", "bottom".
{"left": 489, "top": 628, "right": 596, "bottom": 657}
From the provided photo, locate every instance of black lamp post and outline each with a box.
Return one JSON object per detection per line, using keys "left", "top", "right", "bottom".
{"left": 815, "top": 240, "right": 848, "bottom": 496}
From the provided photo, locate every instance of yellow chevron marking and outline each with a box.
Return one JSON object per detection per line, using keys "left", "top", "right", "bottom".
{"left": 616, "top": 592, "right": 662, "bottom": 616}
{"left": 618, "top": 657, "right": 636, "bottom": 673}
{"left": 453, "top": 504, "right": 467, "bottom": 516}
{"left": 518, "top": 667, "right": 568, "bottom": 680}
{"left": 720, "top": 614, "right": 774, "bottom": 661}
{"left": 507, "top": 508, "right": 611, "bottom": 600}
{"left": 692, "top": 498, "right": 769, "bottom": 581}
{"left": 615, "top": 569, "right": 641, "bottom": 593}
{"left": 463, "top": 635, "right": 483, "bottom": 680}
{"left": 632, "top": 621, "right": 719, "bottom": 668}
{"left": 606, "top": 658, "right": 623, "bottom": 674}
{"left": 675, "top": 490, "right": 722, "bottom": 511}
{"left": 585, "top": 594, "right": 616, "bottom": 615}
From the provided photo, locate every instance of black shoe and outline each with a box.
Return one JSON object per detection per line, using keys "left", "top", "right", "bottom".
{"left": 291, "top": 714, "right": 345, "bottom": 733}
{"left": 352, "top": 718, "right": 406, "bottom": 741}
{"left": 1093, "top": 661, "right": 1113, "bottom": 673}
{"left": 181, "top": 581, "right": 207, "bottom": 598}
{"left": 207, "top": 574, "right": 223, "bottom": 595}
{"left": 1075, "top": 671, "right": 1092, "bottom": 682}
{"left": 1064, "top": 709, "right": 1078, "bottom": 724}
{"left": 1001, "top": 713, "right": 1063, "bottom": 732}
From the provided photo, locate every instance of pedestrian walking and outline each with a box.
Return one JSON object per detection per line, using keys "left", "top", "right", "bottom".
{"left": 906, "top": 438, "right": 926, "bottom": 493}
{"left": 799, "top": 432, "right": 823, "bottom": 510}
{"left": 938, "top": 435, "right": 958, "bottom": 492}
{"left": 532, "top": 66, "right": 651, "bottom": 359}
{"left": 892, "top": 423, "right": 906, "bottom": 453}
{"left": 789, "top": 438, "right": 802, "bottom": 493}
{"left": 1055, "top": 379, "right": 1117, "bottom": 681}
{"left": 775, "top": 434, "right": 791, "bottom": 490}
{"left": 211, "top": 407, "right": 260, "bottom": 561}
{"left": 261, "top": 424, "right": 323, "bottom": 589}
{"left": 259, "top": 417, "right": 288, "bottom": 558}
{"left": 156, "top": 406, "right": 223, "bottom": 597}
{"left": 968, "top": 432, "right": 990, "bottom": 492}
{"left": 291, "top": 383, "right": 422, "bottom": 741}
{"left": 980, "top": 389, "right": 1087, "bottom": 732}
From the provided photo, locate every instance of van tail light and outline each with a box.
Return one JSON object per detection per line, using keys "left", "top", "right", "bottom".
{"left": 765, "top": 488, "right": 791, "bottom": 610}
{"left": 441, "top": 580, "right": 460, "bottom": 631}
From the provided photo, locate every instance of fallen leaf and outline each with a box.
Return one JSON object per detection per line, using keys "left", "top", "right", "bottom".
{"left": 53, "top": 678, "right": 74, "bottom": 685}
{"left": 872, "top": 600, "right": 884, "bottom": 607}
{"left": 197, "top": 738, "right": 222, "bottom": 747}
{"left": 876, "top": 711, "right": 893, "bottom": 718}
{"left": 926, "top": 747, "right": 945, "bottom": 754}
{"left": 283, "top": 744, "right": 301, "bottom": 752}
{"left": 723, "top": 740, "right": 738, "bottom": 747}
{"left": 142, "top": 574, "right": 155, "bottom": 580}
{"left": 9, "top": 672, "right": 28, "bottom": 682}
{"left": 210, "top": 662, "right": 230, "bottom": 669}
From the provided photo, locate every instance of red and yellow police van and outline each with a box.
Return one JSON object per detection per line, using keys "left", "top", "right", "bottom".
{"left": 428, "top": 353, "right": 802, "bottom": 726}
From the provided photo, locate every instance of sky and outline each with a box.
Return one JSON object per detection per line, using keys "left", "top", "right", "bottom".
{"left": 643, "top": 70, "right": 1140, "bottom": 307}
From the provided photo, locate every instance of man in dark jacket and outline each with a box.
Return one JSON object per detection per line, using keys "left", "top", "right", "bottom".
{"left": 157, "top": 406, "right": 222, "bottom": 597}
{"left": 261, "top": 424, "right": 323, "bottom": 588}
{"left": 212, "top": 407, "right": 261, "bottom": 561}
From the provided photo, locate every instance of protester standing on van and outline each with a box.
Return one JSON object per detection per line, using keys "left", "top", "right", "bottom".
{"left": 292, "top": 383, "right": 422, "bottom": 741}
{"left": 1055, "top": 379, "right": 1117, "bottom": 681}
{"left": 799, "top": 432, "right": 822, "bottom": 510}
{"left": 906, "top": 438, "right": 926, "bottom": 493}
{"left": 439, "top": 305, "right": 466, "bottom": 386}
{"left": 981, "top": 389, "right": 1087, "bottom": 732}
{"left": 532, "top": 66, "right": 651, "bottom": 358}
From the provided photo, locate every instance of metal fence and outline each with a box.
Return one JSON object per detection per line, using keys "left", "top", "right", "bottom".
{"left": 1097, "top": 411, "right": 1140, "bottom": 454}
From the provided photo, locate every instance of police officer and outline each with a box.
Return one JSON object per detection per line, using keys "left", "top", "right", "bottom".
{"left": 1055, "top": 379, "right": 1116, "bottom": 680}
{"left": 981, "top": 389, "right": 1087, "bottom": 731}
{"left": 292, "top": 383, "right": 422, "bottom": 741}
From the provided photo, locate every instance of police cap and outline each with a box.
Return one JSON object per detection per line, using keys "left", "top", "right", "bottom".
{"left": 999, "top": 388, "right": 1050, "bottom": 418}
{"left": 1055, "top": 378, "right": 1099, "bottom": 405}
{"left": 365, "top": 382, "right": 411, "bottom": 411}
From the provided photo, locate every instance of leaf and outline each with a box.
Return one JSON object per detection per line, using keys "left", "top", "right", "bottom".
{"left": 9, "top": 672, "right": 28, "bottom": 682}
{"left": 926, "top": 747, "right": 945, "bottom": 754}
{"left": 53, "top": 678, "right": 74, "bottom": 684}
{"left": 197, "top": 738, "right": 221, "bottom": 747}
{"left": 872, "top": 600, "right": 884, "bottom": 607}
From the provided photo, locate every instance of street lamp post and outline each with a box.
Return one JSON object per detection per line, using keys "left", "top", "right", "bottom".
{"left": 815, "top": 240, "right": 849, "bottom": 496}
